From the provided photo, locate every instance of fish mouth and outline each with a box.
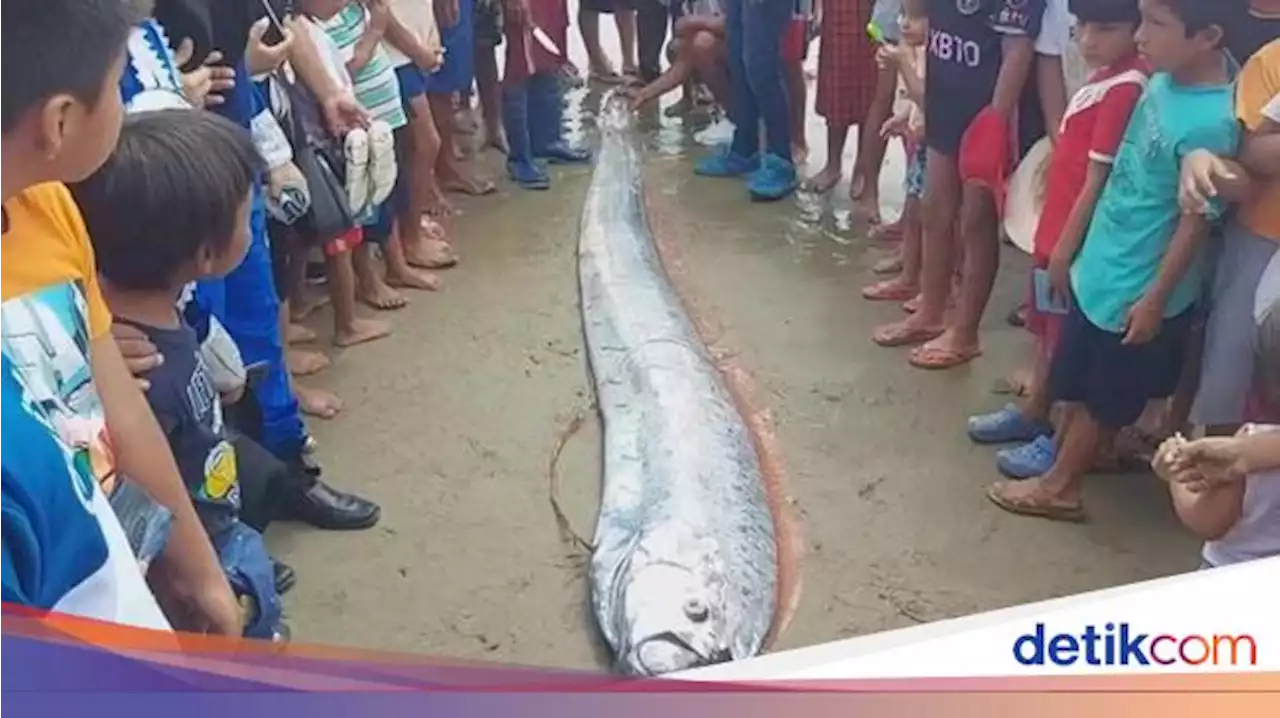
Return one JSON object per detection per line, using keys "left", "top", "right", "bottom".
{"left": 625, "top": 631, "right": 732, "bottom": 676}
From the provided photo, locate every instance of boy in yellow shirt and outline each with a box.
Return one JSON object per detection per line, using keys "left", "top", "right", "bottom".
{"left": 1, "top": 0, "right": 238, "bottom": 632}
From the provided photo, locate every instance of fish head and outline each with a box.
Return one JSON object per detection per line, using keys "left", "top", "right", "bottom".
{"left": 615, "top": 561, "right": 730, "bottom": 676}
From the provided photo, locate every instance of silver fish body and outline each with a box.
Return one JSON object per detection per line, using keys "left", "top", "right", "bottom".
{"left": 579, "top": 97, "right": 777, "bottom": 676}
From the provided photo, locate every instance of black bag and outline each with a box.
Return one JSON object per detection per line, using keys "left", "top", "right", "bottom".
{"left": 263, "top": 70, "right": 355, "bottom": 247}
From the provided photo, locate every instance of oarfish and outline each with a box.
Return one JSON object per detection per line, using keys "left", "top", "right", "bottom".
{"left": 579, "top": 95, "right": 777, "bottom": 676}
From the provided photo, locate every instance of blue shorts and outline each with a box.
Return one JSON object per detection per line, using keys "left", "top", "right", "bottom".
{"left": 423, "top": 0, "right": 476, "bottom": 94}
{"left": 1049, "top": 302, "right": 1196, "bottom": 429}
{"left": 396, "top": 63, "right": 428, "bottom": 103}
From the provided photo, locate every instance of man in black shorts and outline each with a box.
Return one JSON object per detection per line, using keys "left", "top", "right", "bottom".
{"left": 580, "top": 0, "right": 640, "bottom": 81}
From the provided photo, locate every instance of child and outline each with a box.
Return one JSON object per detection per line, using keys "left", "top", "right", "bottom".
{"left": 873, "top": 0, "right": 1047, "bottom": 369}
{"left": 861, "top": 0, "right": 930, "bottom": 304}
{"left": 694, "top": 0, "right": 798, "bottom": 201}
{"left": 1185, "top": 38, "right": 1280, "bottom": 432}
{"left": 1, "top": 0, "right": 239, "bottom": 632}
{"left": 501, "top": 0, "right": 592, "bottom": 189}
{"left": 806, "top": 0, "right": 891, "bottom": 224}
{"left": 987, "top": 0, "right": 1244, "bottom": 522}
{"left": 625, "top": 3, "right": 729, "bottom": 113}
{"left": 967, "top": 0, "right": 1148, "bottom": 480}
{"left": 424, "top": 0, "right": 495, "bottom": 196}
{"left": 385, "top": 0, "right": 460, "bottom": 267}
{"left": 72, "top": 110, "right": 288, "bottom": 639}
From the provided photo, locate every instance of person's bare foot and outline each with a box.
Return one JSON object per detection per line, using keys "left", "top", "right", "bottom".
{"left": 441, "top": 174, "right": 497, "bottom": 196}
{"left": 792, "top": 142, "right": 809, "bottom": 166}
{"left": 295, "top": 383, "right": 344, "bottom": 419}
{"left": 386, "top": 264, "right": 441, "bottom": 291}
{"left": 420, "top": 216, "right": 448, "bottom": 240}
{"left": 290, "top": 293, "right": 330, "bottom": 323}
{"left": 869, "top": 218, "right": 904, "bottom": 241}
{"left": 853, "top": 190, "right": 883, "bottom": 226}
{"left": 801, "top": 164, "right": 842, "bottom": 194}
{"left": 334, "top": 317, "right": 391, "bottom": 347}
{"left": 406, "top": 237, "right": 458, "bottom": 269}
{"left": 286, "top": 323, "right": 317, "bottom": 345}
{"left": 357, "top": 279, "right": 408, "bottom": 310}
{"left": 287, "top": 348, "right": 330, "bottom": 377}
{"left": 909, "top": 330, "right": 982, "bottom": 370}
{"left": 423, "top": 188, "right": 456, "bottom": 217}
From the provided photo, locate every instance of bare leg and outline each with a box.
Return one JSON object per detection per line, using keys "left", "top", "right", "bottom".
{"left": 915, "top": 183, "right": 998, "bottom": 361}
{"left": 474, "top": 40, "right": 508, "bottom": 153}
{"left": 871, "top": 149, "right": 957, "bottom": 346}
{"left": 850, "top": 63, "right": 896, "bottom": 224}
{"left": 803, "top": 121, "right": 847, "bottom": 193}
{"left": 353, "top": 242, "right": 408, "bottom": 310}
{"left": 579, "top": 8, "right": 618, "bottom": 79}
{"left": 429, "top": 92, "right": 494, "bottom": 196}
{"left": 616, "top": 10, "right": 639, "bottom": 76}
{"left": 408, "top": 95, "right": 454, "bottom": 218}
{"left": 398, "top": 108, "right": 457, "bottom": 266}
{"left": 384, "top": 219, "right": 442, "bottom": 291}
{"left": 784, "top": 59, "right": 807, "bottom": 164}
{"left": 686, "top": 31, "right": 731, "bottom": 109}
{"left": 988, "top": 404, "right": 1106, "bottom": 519}
{"left": 328, "top": 249, "right": 392, "bottom": 347}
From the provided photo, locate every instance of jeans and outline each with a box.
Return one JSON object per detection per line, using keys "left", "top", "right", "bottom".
{"left": 725, "top": 0, "right": 792, "bottom": 160}
{"left": 196, "top": 182, "right": 306, "bottom": 459}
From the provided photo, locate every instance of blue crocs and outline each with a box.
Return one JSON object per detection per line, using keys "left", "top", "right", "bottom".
{"left": 996, "top": 435, "right": 1057, "bottom": 480}
{"left": 695, "top": 144, "right": 760, "bottom": 177}
{"left": 746, "top": 153, "right": 798, "bottom": 202}
{"left": 507, "top": 158, "right": 550, "bottom": 190}
{"left": 967, "top": 404, "right": 1052, "bottom": 444}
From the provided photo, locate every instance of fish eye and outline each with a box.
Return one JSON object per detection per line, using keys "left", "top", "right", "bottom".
{"left": 683, "top": 597, "right": 709, "bottom": 623}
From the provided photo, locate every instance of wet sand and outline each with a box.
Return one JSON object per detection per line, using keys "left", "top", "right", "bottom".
{"left": 270, "top": 22, "right": 1198, "bottom": 667}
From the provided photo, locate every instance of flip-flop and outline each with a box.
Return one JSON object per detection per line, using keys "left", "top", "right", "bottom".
{"left": 343, "top": 128, "right": 371, "bottom": 215}
{"left": 872, "top": 321, "right": 944, "bottom": 348}
{"left": 862, "top": 279, "right": 918, "bottom": 302}
{"left": 909, "top": 343, "right": 982, "bottom": 370}
{"left": 986, "top": 482, "right": 1086, "bottom": 522}
{"left": 902, "top": 295, "right": 921, "bottom": 314}
{"left": 367, "top": 120, "right": 397, "bottom": 206}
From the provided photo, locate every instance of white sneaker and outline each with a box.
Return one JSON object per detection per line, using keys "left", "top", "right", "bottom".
{"left": 344, "top": 128, "right": 371, "bottom": 215}
{"left": 694, "top": 116, "right": 736, "bottom": 147}
{"left": 367, "top": 120, "right": 398, "bottom": 206}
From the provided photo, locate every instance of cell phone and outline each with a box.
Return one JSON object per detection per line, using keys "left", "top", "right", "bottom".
{"left": 1032, "top": 268, "right": 1069, "bottom": 316}
{"left": 260, "top": 0, "right": 293, "bottom": 45}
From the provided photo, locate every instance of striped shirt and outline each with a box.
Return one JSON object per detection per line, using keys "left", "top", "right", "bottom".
{"left": 318, "top": 3, "right": 407, "bottom": 130}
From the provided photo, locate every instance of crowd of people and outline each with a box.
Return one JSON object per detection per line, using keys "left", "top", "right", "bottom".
{"left": 1, "top": 0, "right": 1278, "bottom": 645}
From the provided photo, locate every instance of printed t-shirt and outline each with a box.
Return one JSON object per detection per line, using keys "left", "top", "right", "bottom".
{"left": 319, "top": 3, "right": 408, "bottom": 129}
{"left": 0, "top": 184, "right": 169, "bottom": 629}
{"left": 1236, "top": 39, "right": 1280, "bottom": 242}
{"left": 1071, "top": 62, "right": 1241, "bottom": 333}
{"left": 1032, "top": 53, "right": 1148, "bottom": 259}
{"left": 128, "top": 321, "right": 241, "bottom": 540}
{"left": 925, "top": 0, "right": 1047, "bottom": 155}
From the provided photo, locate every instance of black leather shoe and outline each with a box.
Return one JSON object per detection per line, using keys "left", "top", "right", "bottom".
{"left": 284, "top": 479, "right": 381, "bottom": 530}
{"left": 272, "top": 559, "right": 297, "bottom": 595}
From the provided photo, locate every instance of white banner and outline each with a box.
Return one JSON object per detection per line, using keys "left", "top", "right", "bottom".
{"left": 684, "top": 557, "right": 1279, "bottom": 680}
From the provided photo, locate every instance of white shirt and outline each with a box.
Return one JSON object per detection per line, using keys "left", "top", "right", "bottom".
{"left": 1258, "top": 250, "right": 1280, "bottom": 325}
{"left": 385, "top": 0, "right": 439, "bottom": 68}
{"left": 1203, "top": 425, "right": 1280, "bottom": 568}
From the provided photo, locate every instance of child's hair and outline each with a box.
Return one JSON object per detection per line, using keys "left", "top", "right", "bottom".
{"left": 1152, "top": 0, "right": 1248, "bottom": 45}
{"left": 71, "top": 109, "right": 263, "bottom": 291}
{"left": 1, "top": 0, "right": 138, "bottom": 133}
{"left": 901, "top": 0, "right": 926, "bottom": 16}
{"left": 1069, "top": 0, "right": 1140, "bottom": 25}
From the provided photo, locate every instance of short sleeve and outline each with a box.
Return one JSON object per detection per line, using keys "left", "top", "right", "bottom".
{"left": 1087, "top": 82, "right": 1145, "bottom": 164}
{"left": 46, "top": 185, "right": 112, "bottom": 338}
{"left": 1034, "top": 0, "right": 1072, "bottom": 56}
{"left": 1235, "top": 43, "right": 1280, "bottom": 131}
{"left": 991, "top": 0, "right": 1046, "bottom": 39}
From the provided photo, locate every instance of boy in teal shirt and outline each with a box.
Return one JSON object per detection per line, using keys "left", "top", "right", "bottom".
{"left": 987, "top": 0, "right": 1244, "bottom": 522}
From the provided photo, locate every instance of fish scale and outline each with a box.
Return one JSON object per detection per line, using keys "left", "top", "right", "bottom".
{"left": 579, "top": 95, "right": 777, "bottom": 676}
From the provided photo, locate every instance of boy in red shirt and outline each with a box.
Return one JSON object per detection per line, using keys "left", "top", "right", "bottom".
{"left": 967, "top": 0, "right": 1148, "bottom": 480}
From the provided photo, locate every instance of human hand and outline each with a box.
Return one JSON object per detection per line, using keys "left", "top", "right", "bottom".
{"left": 880, "top": 111, "right": 909, "bottom": 138}
{"left": 365, "top": 0, "right": 391, "bottom": 36}
{"left": 414, "top": 44, "right": 445, "bottom": 71}
{"left": 1121, "top": 294, "right": 1163, "bottom": 345}
{"left": 151, "top": 558, "right": 243, "bottom": 636}
{"left": 175, "top": 41, "right": 236, "bottom": 109}
{"left": 245, "top": 18, "right": 295, "bottom": 77}
{"left": 1047, "top": 243, "right": 1073, "bottom": 306}
{"left": 875, "top": 44, "right": 901, "bottom": 71}
{"left": 322, "top": 91, "right": 371, "bottom": 134}
{"left": 1178, "top": 149, "right": 1234, "bottom": 216}
{"left": 112, "top": 323, "right": 163, "bottom": 391}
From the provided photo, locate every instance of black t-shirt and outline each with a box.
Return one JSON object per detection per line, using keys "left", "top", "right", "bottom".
{"left": 926, "top": 0, "right": 1048, "bottom": 154}
{"left": 1227, "top": 8, "right": 1280, "bottom": 64}
{"left": 123, "top": 318, "right": 240, "bottom": 539}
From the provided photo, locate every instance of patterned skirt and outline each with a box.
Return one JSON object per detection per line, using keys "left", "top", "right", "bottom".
{"left": 814, "top": 0, "right": 879, "bottom": 126}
